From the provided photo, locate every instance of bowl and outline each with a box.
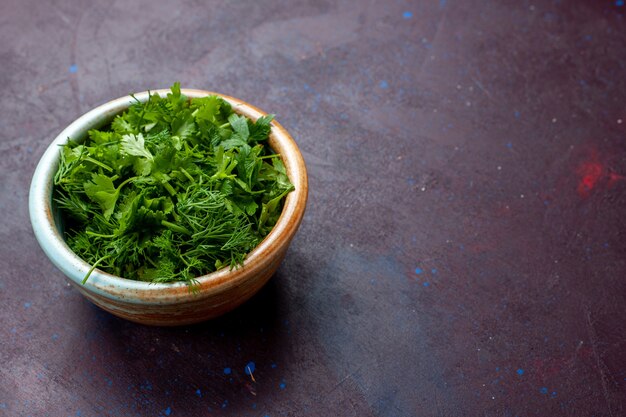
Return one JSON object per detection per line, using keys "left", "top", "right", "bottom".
{"left": 29, "top": 89, "right": 308, "bottom": 326}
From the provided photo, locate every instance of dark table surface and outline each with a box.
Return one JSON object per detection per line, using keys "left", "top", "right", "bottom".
{"left": 2, "top": 0, "right": 626, "bottom": 416}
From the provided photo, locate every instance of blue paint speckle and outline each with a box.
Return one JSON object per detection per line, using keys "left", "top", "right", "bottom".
{"left": 221, "top": 400, "right": 228, "bottom": 409}
{"left": 616, "top": 0, "right": 624, "bottom": 6}
{"left": 164, "top": 407, "right": 172, "bottom": 416}
{"left": 439, "top": 0, "right": 447, "bottom": 8}
{"left": 379, "top": 80, "right": 389, "bottom": 89}
{"left": 431, "top": 268, "right": 437, "bottom": 274}
{"left": 245, "top": 361, "right": 256, "bottom": 375}
{"left": 279, "top": 380, "right": 286, "bottom": 390}
{"left": 223, "top": 367, "right": 231, "bottom": 375}
{"left": 495, "top": 367, "right": 500, "bottom": 371}
{"left": 514, "top": 110, "right": 520, "bottom": 119}
{"left": 0, "top": 404, "right": 5, "bottom": 409}
{"left": 506, "top": 142, "right": 513, "bottom": 149}
{"left": 402, "top": 11, "right": 413, "bottom": 19}
{"left": 52, "top": 333, "right": 59, "bottom": 340}
{"left": 76, "top": 411, "right": 82, "bottom": 417}
{"left": 423, "top": 282, "right": 430, "bottom": 287}
{"left": 196, "top": 389, "right": 202, "bottom": 398}
{"left": 24, "top": 302, "right": 31, "bottom": 309}
{"left": 551, "top": 391, "right": 557, "bottom": 398}
{"left": 540, "top": 387, "right": 548, "bottom": 394}
{"left": 415, "top": 268, "right": 423, "bottom": 274}
{"left": 69, "top": 64, "right": 78, "bottom": 73}
{"left": 517, "top": 369, "right": 524, "bottom": 376}
{"left": 271, "top": 363, "right": 277, "bottom": 369}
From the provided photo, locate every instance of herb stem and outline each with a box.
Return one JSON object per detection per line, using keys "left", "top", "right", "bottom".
{"left": 180, "top": 168, "right": 195, "bottom": 183}
{"left": 84, "top": 157, "right": 114, "bottom": 172}
{"left": 86, "top": 231, "right": 116, "bottom": 238}
{"left": 82, "top": 254, "right": 112, "bottom": 284}
{"left": 161, "top": 220, "right": 192, "bottom": 236}
{"left": 162, "top": 180, "right": 177, "bottom": 196}
{"left": 117, "top": 176, "right": 137, "bottom": 190}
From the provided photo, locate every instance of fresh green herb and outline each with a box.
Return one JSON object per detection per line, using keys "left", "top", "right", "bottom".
{"left": 53, "top": 83, "right": 294, "bottom": 287}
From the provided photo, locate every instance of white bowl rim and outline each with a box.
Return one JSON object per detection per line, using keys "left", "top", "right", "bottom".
{"left": 29, "top": 88, "right": 307, "bottom": 303}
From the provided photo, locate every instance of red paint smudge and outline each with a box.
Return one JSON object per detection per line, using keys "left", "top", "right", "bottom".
{"left": 577, "top": 160, "right": 603, "bottom": 198}
{"left": 467, "top": 242, "right": 496, "bottom": 254}
{"left": 576, "top": 152, "right": 624, "bottom": 198}
{"left": 530, "top": 346, "right": 594, "bottom": 381}
{"left": 494, "top": 201, "right": 512, "bottom": 217}
{"left": 608, "top": 171, "right": 626, "bottom": 189}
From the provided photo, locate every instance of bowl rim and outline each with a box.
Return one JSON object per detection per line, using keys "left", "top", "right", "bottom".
{"left": 29, "top": 88, "right": 308, "bottom": 304}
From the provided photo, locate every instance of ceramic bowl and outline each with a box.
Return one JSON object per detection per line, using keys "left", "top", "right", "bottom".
{"left": 29, "top": 89, "right": 308, "bottom": 326}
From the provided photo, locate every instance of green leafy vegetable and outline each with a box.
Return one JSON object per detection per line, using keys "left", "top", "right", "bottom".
{"left": 121, "top": 133, "right": 154, "bottom": 160}
{"left": 53, "top": 83, "right": 294, "bottom": 287}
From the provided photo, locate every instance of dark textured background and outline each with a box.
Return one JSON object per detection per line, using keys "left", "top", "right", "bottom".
{"left": 2, "top": 0, "right": 626, "bottom": 416}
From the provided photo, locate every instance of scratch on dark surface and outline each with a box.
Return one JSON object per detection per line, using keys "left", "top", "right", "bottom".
{"left": 586, "top": 309, "right": 614, "bottom": 417}
{"left": 471, "top": 77, "right": 492, "bottom": 100}
{"left": 36, "top": 77, "right": 70, "bottom": 93}
{"left": 570, "top": 340, "right": 584, "bottom": 364}
{"left": 103, "top": 56, "right": 112, "bottom": 92}
{"left": 92, "top": 8, "right": 112, "bottom": 92}
{"left": 326, "top": 366, "right": 363, "bottom": 395}
{"left": 54, "top": 8, "right": 72, "bottom": 26}
{"left": 416, "top": 11, "right": 447, "bottom": 79}
{"left": 69, "top": 5, "right": 89, "bottom": 115}
{"left": 431, "top": 7, "right": 447, "bottom": 46}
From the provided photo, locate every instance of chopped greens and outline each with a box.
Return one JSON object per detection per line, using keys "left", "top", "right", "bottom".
{"left": 53, "top": 83, "right": 294, "bottom": 286}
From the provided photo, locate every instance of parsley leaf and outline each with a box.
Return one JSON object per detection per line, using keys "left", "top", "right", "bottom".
{"left": 83, "top": 174, "right": 120, "bottom": 220}
{"left": 121, "top": 133, "right": 154, "bottom": 161}
{"left": 228, "top": 113, "right": 250, "bottom": 141}
{"left": 249, "top": 114, "right": 274, "bottom": 142}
